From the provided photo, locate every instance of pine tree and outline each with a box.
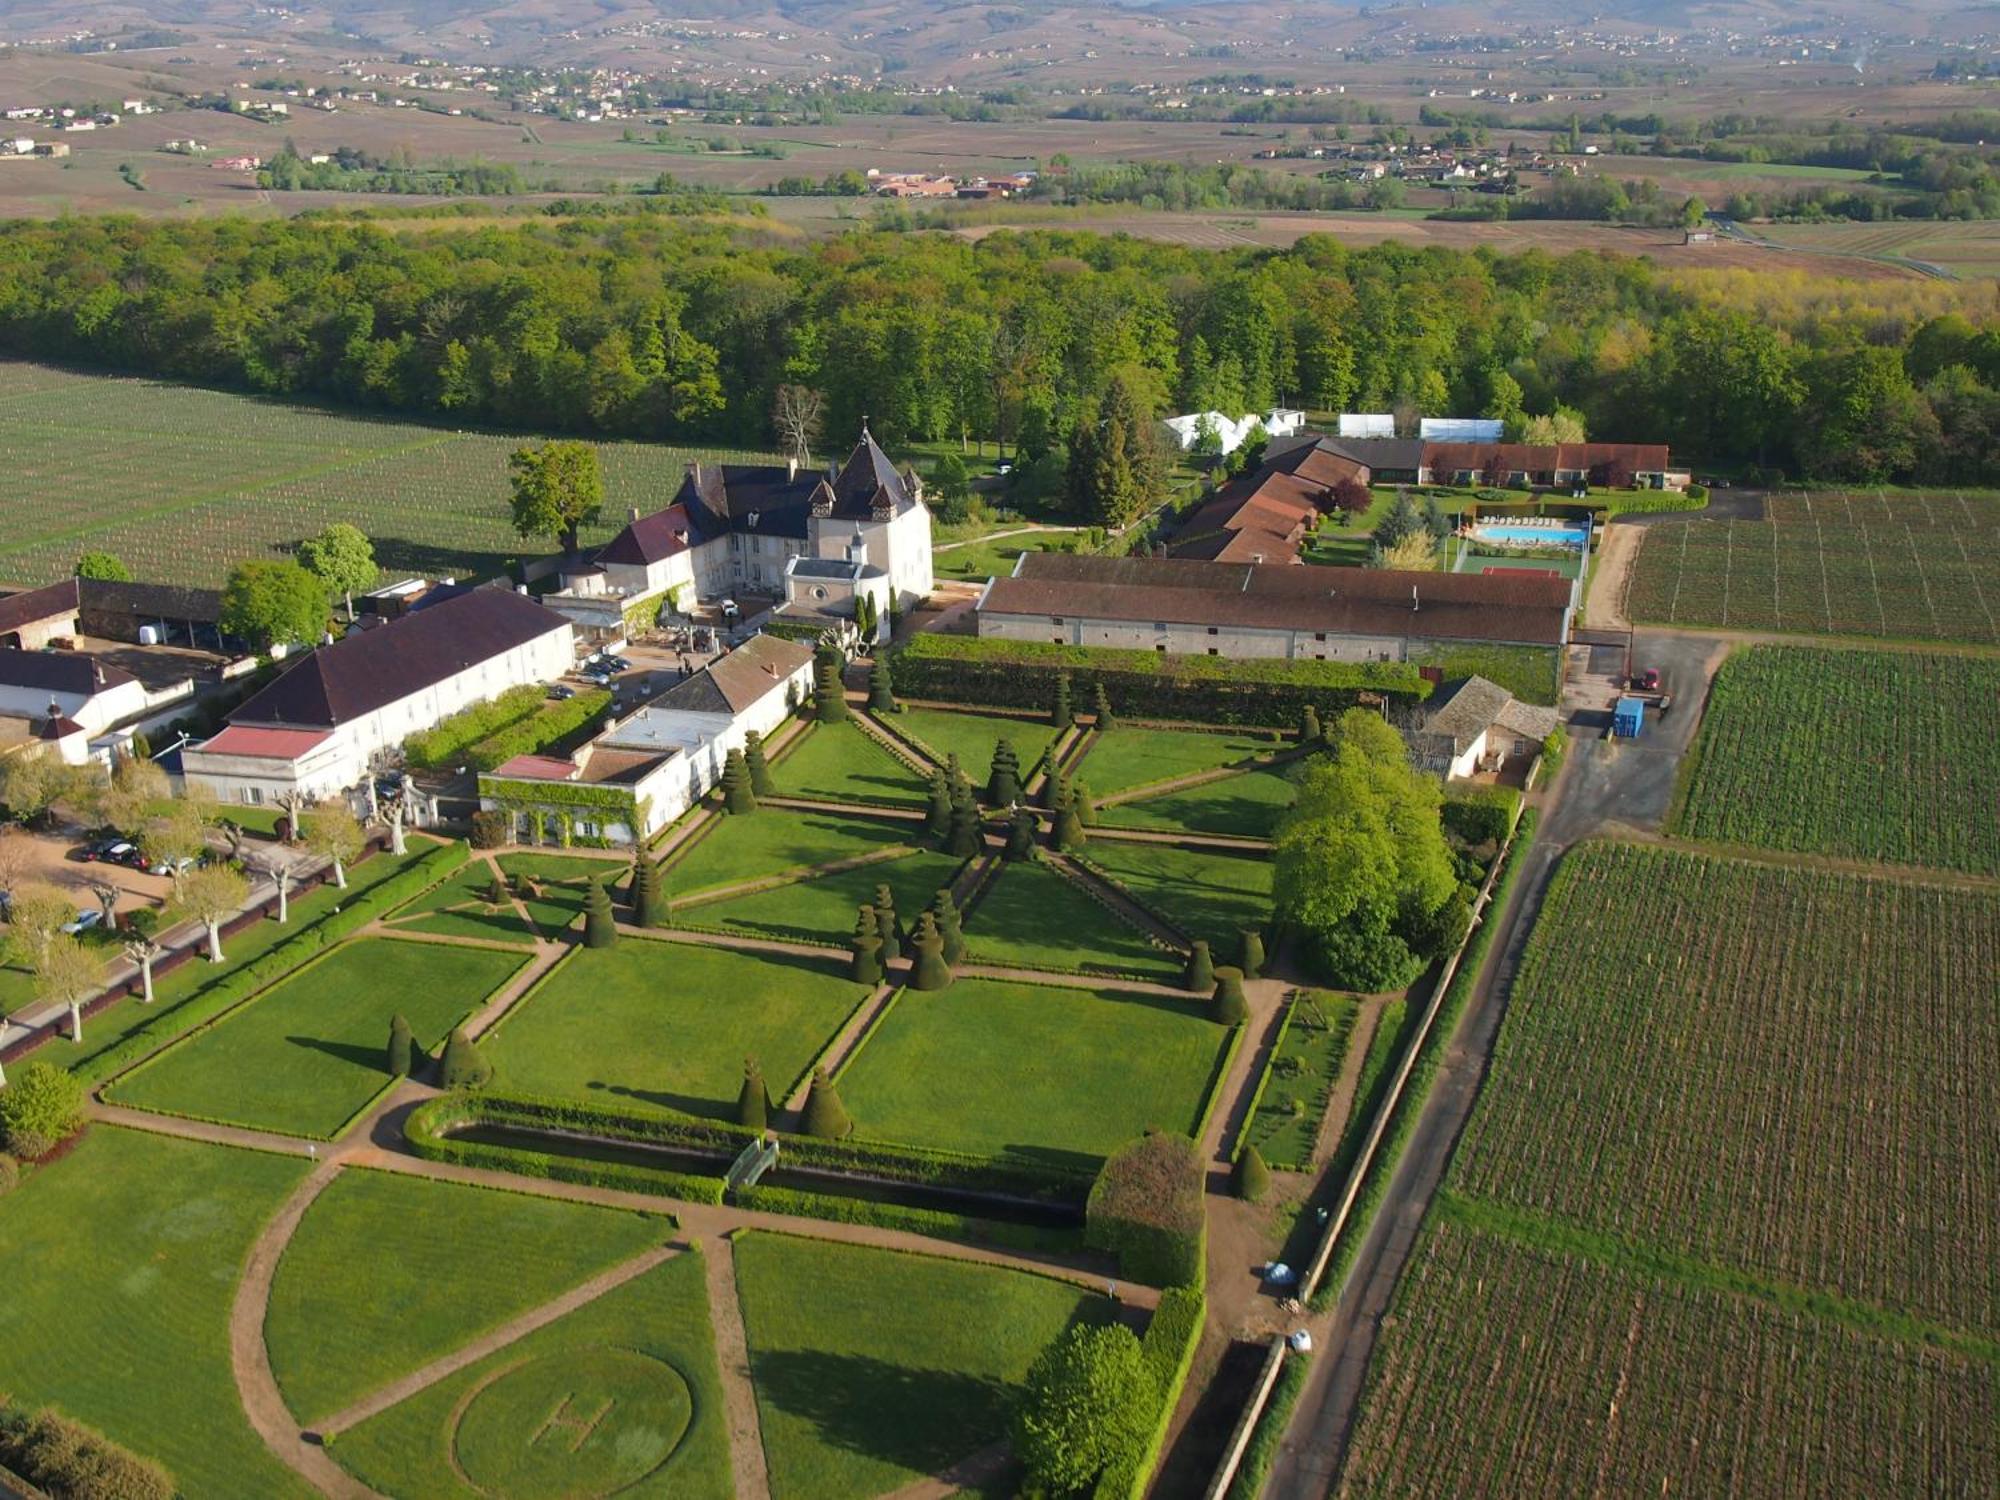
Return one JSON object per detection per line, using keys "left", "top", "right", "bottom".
{"left": 1233, "top": 1144, "right": 1271, "bottom": 1203}
{"left": 850, "top": 905, "right": 884, "bottom": 985}
{"left": 1092, "top": 681, "right": 1116, "bottom": 730}
{"left": 1052, "top": 672, "right": 1073, "bottom": 729}
{"left": 1300, "top": 704, "right": 1323, "bottom": 744}
{"left": 909, "top": 910, "right": 953, "bottom": 991}
{"left": 1004, "top": 807, "right": 1039, "bottom": 861}
{"left": 738, "top": 1057, "right": 772, "bottom": 1133}
{"left": 1182, "top": 940, "right": 1215, "bottom": 995}
{"left": 387, "top": 1013, "right": 414, "bottom": 1076}
{"left": 947, "top": 794, "right": 982, "bottom": 858}
{"left": 873, "top": 885, "right": 901, "bottom": 965}
{"left": 930, "top": 888, "right": 966, "bottom": 966}
{"left": 815, "top": 655, "right": 848, "bottom": 722}
{"left": 985, "top": 737, "right": 1022, "bottom": 806}
{"left": 583, "top": 877, "right": 618, "bottom": 948}
{"left": 925, "top": 769, "right": 953, "bottom": 843}
{"left": 722, "top": 746, "right": 758, "bottom": 814}
{"left": 633, "top": 859, "right": 671, "bottom": 928}
{"left": 869, "top": 654, "right": 897, "bottom": 713}
{"left": 1212, "top": 967, "right": 1248, "bottom": 1025}
{"left": 744, "top": 729, "right": 775, "bottom": 796}
{"left": 802, "top": 1067, "right": 853, "bottom": 1139}
{"left": 440, "top": 1026, "right": 491, "bottom": 1089}
{"left": 1238, "top": 929, "right": 1266, "bottom": 979}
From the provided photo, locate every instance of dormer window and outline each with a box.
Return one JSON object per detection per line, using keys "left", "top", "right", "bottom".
{"left": 746, "top": 510, "right": 760, "bottom": 529}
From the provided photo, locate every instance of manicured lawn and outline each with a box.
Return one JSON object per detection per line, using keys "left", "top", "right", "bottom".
{"left": 267, "top": 1168, "right": 668, "bottom": 1425}
{"left": 678, "top": 849, "right": 964, "bottom": 948}
{"left": 0, "top": 1128, "right": 313, "bottom": 1499}
{"left": 57, "top": 845, "right": 435, "bottom": 1083}
{"left": 394, "top": 906, "right": 538, "bottom": 945}
{"left": 386, "top": 858, "right": 507, "bottom": 919}
{"left": 772, "top": 720, "right": 929, "bottom": 808}
{"left": 333, "top": 1251, "right": 732, "bottom": 1500}
{"left": 482, "top": 939, "right": 869, "bottom": 1119}
{"left": 1076, "top": 725, "right": 1281, "bottom": 797}
{"left": 111, "top": 938, "right": 526, "bottom": 1137}
{"left": 964, "top": 857, "right": 1181, "bottom": 980}
{"left": 1096, "top": 765, "right": 1300, "bottom": 840}
{"left": 734, "top": 1233, "right": 1114, "bottom": 1500}
{"left": 497, "top": 851, "right": 628, "bottom": 936}
{"left": 666, "top": 808, "right": 915, "bottom": 898}
{"left": 838, "top": 978, "right": 1229, "bottom": 1168}
{"left": 878, "top": 706, "right": 1063, "bottom": 782}
{"left": 1241, "top": 992, "right": 1358, "bottom": 1171}
{"left": 1086, "top": 841, "right": 1275, "bottom": 958}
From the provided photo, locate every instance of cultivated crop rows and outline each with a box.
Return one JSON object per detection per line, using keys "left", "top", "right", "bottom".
{"left": 1624, "top": 490, "right": 2000, "bottom": 642}
{"left": 1450, "top": 842, "right": 2000, "bottom": 1337}
{"left": 1677, "top": 646, "right": 2000, "bottom": 874}
{"left": 0, "top": 362, "right": 777, "bottom": 586}
{"left": 1337, "top": 1221, "right": 1998, "bottom": 1499}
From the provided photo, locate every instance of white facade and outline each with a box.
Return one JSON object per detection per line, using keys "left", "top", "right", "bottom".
{"left": 0, "top": 673, "right": 147, "bottom": 736}
{"left": 978, "top": 607, "right": 1409, "bottom": 664}
{"left": 1165, "top": 408, "right": 1307, "bottom": 456}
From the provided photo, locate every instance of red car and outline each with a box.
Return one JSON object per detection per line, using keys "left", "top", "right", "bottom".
{"left": 1634, "top": 668, "right": 1662, "bottom": 691}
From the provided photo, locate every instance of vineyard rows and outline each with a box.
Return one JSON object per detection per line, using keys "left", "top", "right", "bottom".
{"left": 0, "top": 362, "right": 778, "bottom": 586}
{"left": 1624, "top": 489, "right": 2000, "bottom": 643}
{"left": 1448, "top": 842, "right": 1999, "bottom": 1336}
{"left": 1336, "top": 1220, "right": 1998, "bottom": 1499}
{"left": 1677, "top": 646, "right": 2000, "bottom": 875}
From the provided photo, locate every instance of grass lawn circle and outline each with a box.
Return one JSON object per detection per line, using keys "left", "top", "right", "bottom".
{"left": 449, "top": 1346, "right": 692, "bottom": 1498}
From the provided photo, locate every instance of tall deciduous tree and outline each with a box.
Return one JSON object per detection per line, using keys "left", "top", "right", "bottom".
{"left": 1014, "top": 1323, "right": 1151, "bottom": 1494}
{"left": 220, "top": 560, "right": 327, "bottom": 652}
{"left": 300, "top": 803, "right": 365, "bottom": 888}
{"left": 180, "top": 862, "right": 250, "bottom": 963}
{"left": 296, "top": 523, "right": 379, "bottom": 619}
{"left": 74, "top": 551, "right": 132, "bottom": 581}
{"left": 508, "top": 441, "right": 604, "bottom": 555}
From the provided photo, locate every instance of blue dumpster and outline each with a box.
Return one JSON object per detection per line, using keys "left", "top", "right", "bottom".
{"left": 1612, "top": 696, "right": 1645, "bottom": 738}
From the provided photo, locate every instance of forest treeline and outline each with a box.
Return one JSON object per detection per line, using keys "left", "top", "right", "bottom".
{"left": 0, "top": 213, "right": 1992, "bottom": 485}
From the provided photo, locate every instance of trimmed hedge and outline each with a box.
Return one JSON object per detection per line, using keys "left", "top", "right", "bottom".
{"left": 466, "top": 689, "right": 612, "bottom": 772}
{"left": 405, "top": 685, "right": 544, "bottom": 769}
{"left": 75, "top": 842, "right": 470, "bottom": 1087}
{"left": 730, "top": 1182, "right": 1084, "bottom": 1256}
{"left": 1442, "top": 784, "right": 1523, "bottom": 845}
{"left": 1086, "top": 1132, "right": 1206, "bottom": 1288}
{"left": 0, "top": 1402, "right": 173, "bottom": 1500}
{"left": 1225, "top": 1350, "right": 1310, "bottom": 1500}
{"left": 1093, "top": 1285, "right": 1207, "bottom": 1500}
{"left": 404, "top": 1092, "right": 725, "bottom": 1205}
{"left": 889, "top": 634, "right": 1429, "bottom": 728}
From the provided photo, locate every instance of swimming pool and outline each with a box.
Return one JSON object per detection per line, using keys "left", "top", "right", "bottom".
{"left": 1469, "top": 522, "right": 1589, "bottom": 548}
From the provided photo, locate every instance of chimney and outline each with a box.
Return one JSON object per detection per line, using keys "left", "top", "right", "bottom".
{"left": 687, "top": 459, "right": 702, "bottom": 489}
{"left": 629, "top": 506, "right": 641, "bottom": 524}
{"left": 1411, "top": 584, "right": 1420, "bottom": 612}
{"left": 788, "top": 456, "right": 798, "bottom": 481}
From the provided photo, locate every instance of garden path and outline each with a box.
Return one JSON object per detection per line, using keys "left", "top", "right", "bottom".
{"left": 781, "top": 978, "right": 897, "bottom": 1116}
{"left": 705, "top": 1233, "right": 774, "bottom": 1500}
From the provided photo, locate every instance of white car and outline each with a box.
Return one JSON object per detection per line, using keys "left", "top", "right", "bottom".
{"left": 61, "top": 908, "right": 105, "bottom": 935}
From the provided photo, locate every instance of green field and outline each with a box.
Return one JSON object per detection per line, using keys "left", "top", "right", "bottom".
{"left": 1083, "top": 841, "right": 1275, "bottom": 958}
{"left": 496, "top": 851, "right": 627, "bottom": 936}
{"left": 932, "top": 530, "right": 1088, "bottom": 581}
{"left": 1096, "top": 766, "right": 1299, "bottom": 839}
{"left": 963, "top": 857, "right": 1182, "bottom": 980}
{"left": 837, "top": 978, "right": 1229, "bottom": 1168}
{"left": 677, "top": 848, "right": 964, "bottom": 948}
{"left": 111, "top": 938, "right": 526, "bottom": 1137}
{"left": 1074, "top": 725, "right": 1279, "bottom": 797}
{"left": 0, "top": 361, "right": 781, "bottom": 587}
{"left": 771, "top": 721, "right": 930, "bottom": 808}
{"left": 482, "top": 939, "right": 869, "bottom": 1119}
{"left": 734, "top": 1233, "right": 1114, "bottom": 1500}
{"left": 333, "top": 1251, "right": 733, "bottom": 1500}
{"left": 666, "top": 808, "right": 916, "bottom": 898}
{"left": 0, "top": 1128, "right": 312, "bottom": 1499}
{"left": 1675, "top": 645, "right": 2000, "bottom": 874}
{"left": 266, "top": 1169, "right": 668, "bottom": 1425}
{"left": 879, "top": 706, "right": 1064, "bottom": 781}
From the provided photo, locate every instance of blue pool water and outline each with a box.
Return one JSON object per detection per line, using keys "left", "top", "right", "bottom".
{"left": 1471, "top": 523, "right": 1588, "bottom": 547}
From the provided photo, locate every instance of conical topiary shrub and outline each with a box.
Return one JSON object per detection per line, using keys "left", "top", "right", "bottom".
{"left": 815, "top": 656, "right": 848, "bottom": 722}
{"left": 583, "top": 877, "right": 618, "bottom": 948}
{"left": 873, "top": 885, "right": 901, "bottom": 965}
{"left": 908, "top": 910, "right": 953, "bottom": 990}
{"left": 931, "top": 889, "right": 966, "bottom": 966}
{"left": 634, "top": 860, "right": 671, "bottom": 928}
{"left": 1233, "top": 1144, "right": 1271, "bottom": 1203}
{"left": 1300, "top": 704, "right": 1323, "bottom": 744}
{"left": 985, "top": 737, "right": 1022, "bottom": 807}
{"left": 722, "top": 747, "right": 758, "bottom": 814}
{"left": 850, "top": 905, "right": 884, "bottom": 985}
{"left": 745, "top": 729, "right": 775, "bottom": 796}
{"left": 1212, "top": 967, "right": 1248, "bottom": 1025}
{"left": 1051, "top": 671, "right": 1073, "bottom": 729}
{"left": 738, "top": 1057, "right": 773, "bottom": 1133}
{"left": 1182, "top": 940, "right": 1215, "bottom": 995}
{"left": 1072, "top": 780, "right": 1097, "bottom": 827}
{"left": 802, "top": 1068, "right": 853, "bottom": 1139}
{"left": 1051, "top": 796, "right": 1087, "bottom": 852}
{"left": 1004, "top": 807, "right": 1038, "bottom": 861}
{"left": 947, "top": 796, "right": 981, "bottom": 858}
{"left": 925, "top": 770, "right": 953, "bottom": 843}
{"left": 484, "top": 868, "right": 508, "bottom": 906}
{"left": 1093, "top": 681, "right": 1116, "bottom": 731}
{"left": 1040, "top": 768, "right": 1067, "bottom": 812}
{"left": 869, "top": 655, "right": 897, "bottom": 713}
{"left": 440, "top": 1026, "right": 491, "bottom": 1089}
{"left": 1237, "top": 928, "right": 1266, "bottom": 979}
{"left": 387, "top": 1013, "right": 414, "bottom": 1076}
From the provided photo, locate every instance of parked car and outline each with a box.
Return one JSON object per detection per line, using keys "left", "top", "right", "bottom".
{"left": 148, "top": 853, "right": 198, "bottom": 879}
{"left": 61, "top": 908, "right": 104, "bottom": 935}
{"left": 103, "top": 841, "right": 147, "bottom": 870}
{"left": 547, "top": 684, "right": 576, "bottom": 701}
{"left": 600, "top": 654, "right": 631, "bottom": 673}
{"left": 79, "top": 834, "right": 132, "bottom": 863}
{"left": 1633, "top": 667, "right": 1662, "bottom": 692}
{"left": 580, "top": 668, "right": 615, "bottom": 688}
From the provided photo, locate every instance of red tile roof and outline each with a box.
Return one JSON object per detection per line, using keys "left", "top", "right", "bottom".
{"left": 193, "top": 725, "right": 333, "bottom": 760}
{"left": 490, "top": 754, "right": 578, "bottom": 780}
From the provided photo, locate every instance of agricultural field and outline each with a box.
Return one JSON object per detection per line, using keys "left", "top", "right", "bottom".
{"left": 108, "top": 937, "right": 526, "bottom": 1138}
{"left": 480, "top": 939, "right": 870, "bottom": 1119}
{"left": 733, "top": 1233, "right": 1117, "bottom": 1500}
{"left": 1676, "top": 646, "right": 2000, "bottom": 874}
{"left": 264, "top": 1169, "right": 668, "bottom": 1425}
{"left": 0, "top": 362, "right": 778, "bottom": 588}
{"left": 1624, "top": 489, "right": 2000, "bottom": 643}
{"left": 836, "top": 977, "right": 1231, "bottom": 1167}
{"left": 1753, "top": 218, "right": 2000, "bottom": 279}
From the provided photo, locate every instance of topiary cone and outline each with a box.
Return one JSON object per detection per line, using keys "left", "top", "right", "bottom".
{"left": 802, "top": 1068, "right": 853, "bottom": 1139}
{"left": 1233, "top": 1144, "right": 1271, "bottom": 1203}
{"left": 931, "top": 890, "right": 965, "bottom": 966}
{"left": 1212, "top": 967, "right": 1248, "bottom": 1025}
{"left": 925, "top": 771, "right": 953, "bottom": 842}
{"left": 909, "top": 911, "right": 953, "bottom": 991}
{"left": 583, "top": 877, "right": 618, "bottom": 948}
{"left": 873, "top": 886, "right": 901, "bottom": 965}
{"left": 1182, "top": 941, "right": 1215, "bottom": 995}
{"left": 635, "top": 861, "right": 671, "bottom": 928}
{"left": 947, "top": 798, "right": 981, "bottom": 858}
{"left": 1052, "top": 799, "right": 1086, "bottom": 852}
{"left": 440, "top": 1027, "right": 491, "bottom": 1089}
{"left": 722, "top": 747, "right": 758, "bottom": 814}
{"left": 1238, "top": 928, "right": 1266, "bottom": 979}
{"left": 387, "top": 1013, "right": 414, "bottom": 1076}
{"left": 869, "top": 655, "right": 897, "bottom": 713}
{"left": 738, "top": 1058, "right": 772, "bottom": 1133}
{"left": 1051, "top": 671, "right": 1073, "bottom": 729}
{"left": 850, "top": 906, "right": 884, "bottom": 985}
{"left": 1003, "top": 807, "right": 1038, "bottom": 861}
{"left": 745, "top": 729, "right": 776, "bottom": 796}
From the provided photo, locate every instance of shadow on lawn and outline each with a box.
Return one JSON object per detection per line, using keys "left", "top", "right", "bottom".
{"left": 1103, "top": 785, "right": 1292, "bottom": 839}
{"left": 593, "top": 1080, "right": 732, "bottom": 1121}
{"left": 285, "top": 1035, "right": 387, "bottom": 1070}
